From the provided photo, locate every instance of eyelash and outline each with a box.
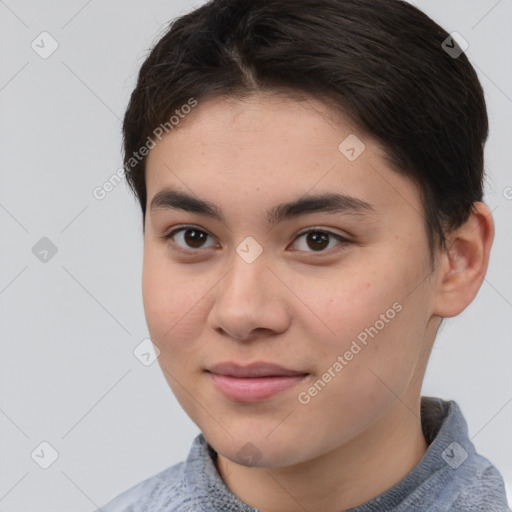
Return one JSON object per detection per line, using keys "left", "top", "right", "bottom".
{"left": 159, "top": 225, "right": 350, "bottom": 256}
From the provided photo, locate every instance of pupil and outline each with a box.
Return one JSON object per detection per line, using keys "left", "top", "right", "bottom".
{"left": 185, "top": 229, "right": 206, "bottom": 248}
{"left": 308, "top": 232, "right": 328, "bottom": 251}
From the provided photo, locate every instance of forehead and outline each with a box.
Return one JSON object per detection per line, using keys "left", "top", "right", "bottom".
{"left": 146, "top": 93, "right": 365, "bottom": 183}
{"left": 144, "top": 93, "right": 423, "bottom": 226}
{"left": 151, "top": 92, "right": 358, "bottom": 155}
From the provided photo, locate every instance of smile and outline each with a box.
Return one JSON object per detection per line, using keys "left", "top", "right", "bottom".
{"left": 206, "top": 362, "right": 309, "bottom": 403}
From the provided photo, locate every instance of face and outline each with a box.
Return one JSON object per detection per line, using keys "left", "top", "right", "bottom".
{"left": 143, "top": 93, "right": 440, "bottom": 468}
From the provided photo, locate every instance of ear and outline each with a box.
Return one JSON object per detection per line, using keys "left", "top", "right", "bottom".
{"left": 432, "top": 202, "right": 495, "bottom": 318}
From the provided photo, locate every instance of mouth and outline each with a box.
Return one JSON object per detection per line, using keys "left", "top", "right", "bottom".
{"left": 206, "top": 362, "right": 309, "bottom": 403}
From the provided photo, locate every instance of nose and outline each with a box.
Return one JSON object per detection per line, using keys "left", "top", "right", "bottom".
{"left": 207, "top": 250, "right": 291, "bottom": 342}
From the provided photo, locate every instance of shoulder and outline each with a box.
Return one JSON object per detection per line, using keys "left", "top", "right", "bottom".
{"left": 96, "top": 461, "right": 188, "bottom": 512}
{"left": 413, "top": 398, "right": 510, "bottom": 511}
{"left": 94, "top": 434, "right": 224, "bottom": 512}
{"left": 449, "top": 457, "right": 511, "bottom": 512}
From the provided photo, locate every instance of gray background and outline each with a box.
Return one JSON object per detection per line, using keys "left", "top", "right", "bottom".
{"left": 0, "top": 1, "right": 511, "bottom": 510}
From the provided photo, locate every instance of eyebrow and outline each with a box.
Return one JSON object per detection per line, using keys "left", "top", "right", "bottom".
{"left": 149, "top": 186, "right": 376, "bottom": 226}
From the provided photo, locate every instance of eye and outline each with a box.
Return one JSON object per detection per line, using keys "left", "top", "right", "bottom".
{"left": 160, "top": 225, "right": 350, "bottom": 255}
{"left": 290, "top": 228, "right": 349, "bottom": 254}
{"left": 161, "top": 226, "right": 217, "bottom": 251}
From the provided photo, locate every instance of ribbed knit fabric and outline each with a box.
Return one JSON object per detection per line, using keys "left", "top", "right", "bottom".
{"left": 96, "top": 397, "right": 510, "bottom": 511}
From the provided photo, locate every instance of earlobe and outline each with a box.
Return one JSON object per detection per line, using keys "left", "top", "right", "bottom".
{"left": 432, "top": 202, "right": 495, "bottom": 318}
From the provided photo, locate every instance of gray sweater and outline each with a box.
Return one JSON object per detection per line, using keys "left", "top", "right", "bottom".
{"left": 97, "top": 397, "right": 510, "bottom": 511}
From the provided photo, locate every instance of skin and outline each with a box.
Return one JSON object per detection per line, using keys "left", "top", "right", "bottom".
{"left": 142, "top": 92, "right": 494, "bottom": 512}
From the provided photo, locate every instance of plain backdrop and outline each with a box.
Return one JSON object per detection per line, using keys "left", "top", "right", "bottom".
{"left": 0, "top": 1, "right": 511, "bottom": 511}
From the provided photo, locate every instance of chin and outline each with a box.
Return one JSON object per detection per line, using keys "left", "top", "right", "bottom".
{"left": 203, "top": 426, "right": 313, "bottom": 469}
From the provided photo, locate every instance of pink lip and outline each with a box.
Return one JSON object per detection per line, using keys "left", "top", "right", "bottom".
{"left": 207, "top": 362, "right": 308, "bottom": 403}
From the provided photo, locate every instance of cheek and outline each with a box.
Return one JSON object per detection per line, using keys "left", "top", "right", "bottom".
{"left": 294, "top": 267, "right": 401, "bottom": 352}
{"left": 141, "top": 250, "right": 208, "bottom": 353}
{"left": 295, "top": 256, "right": 425, "bottom": 384}
{"left": 292, "top": 291, "right": 422, "bottom": 448}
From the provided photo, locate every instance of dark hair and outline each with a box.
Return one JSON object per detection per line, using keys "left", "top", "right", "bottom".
{"left": 122, "top": 0, "right": 488, "bottom": 257}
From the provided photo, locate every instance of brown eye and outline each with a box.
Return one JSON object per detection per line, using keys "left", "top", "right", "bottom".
{"left": 182, "top": 228, "right": 208, "bottom": 248}
{"left": 305, "top": 231, "right": 330, "bottom": 251}
{"left": 163, "top": 226, "right": 217, "bottom": 251}
{"left": 291, "top": 229, "right": 349, "bottom": 254}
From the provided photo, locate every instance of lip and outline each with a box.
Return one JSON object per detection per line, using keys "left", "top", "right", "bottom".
{"left": 208, "top": 361, "right": 307, "bottom": 378}
{"left": 206, "top": 362, "right": 309, "bottom": 403}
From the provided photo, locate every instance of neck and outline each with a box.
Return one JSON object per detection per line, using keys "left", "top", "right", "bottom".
{"left": 215, "top": 398, "right": 428, "bottom": 512}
